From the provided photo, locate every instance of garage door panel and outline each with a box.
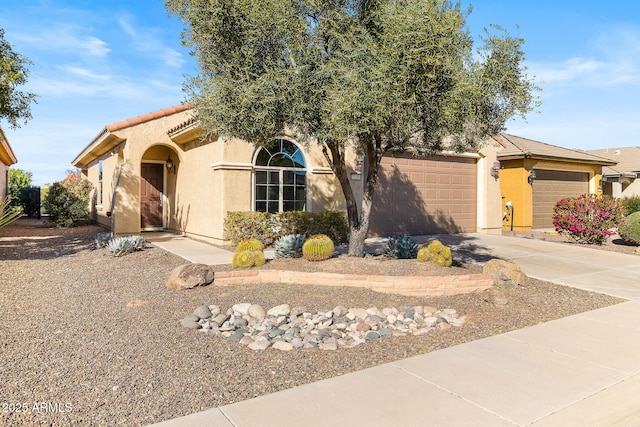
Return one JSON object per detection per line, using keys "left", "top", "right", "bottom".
{"left": 369, "top": 154, "right": 477, "bottom": 236}
{"left": 532, "top": 170, "right": 589, "bottom": 229}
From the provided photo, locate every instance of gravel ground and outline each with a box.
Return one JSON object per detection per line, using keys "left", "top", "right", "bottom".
{"left": 0, "top": 218, "right": 625, "bottom": 426}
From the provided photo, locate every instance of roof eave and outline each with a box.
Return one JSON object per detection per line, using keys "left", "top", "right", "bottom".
{"left": 497, "top": 153, "right": 616, "bottom": 166}
{"left": 72, "top": 129, "right": 125, "bottom": 168}
{"left": 0, "top": 127, "right": 17, "bottom": 165}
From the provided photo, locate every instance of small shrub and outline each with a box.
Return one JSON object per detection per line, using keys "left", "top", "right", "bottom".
{"left": 302, "top": 234, "right": 335, "bottom": 261}
{"left": 95, "top": 232, "right": 113, "bottom": 248}
{"left": 43, "top": 175, "right": 93, "bottom": 227}
{"left": 106, "top": 235, "right": 146, "bottom": 257}
{"left": 235, "top": 238, "right": 264, "bottom": 252}
{"left": 552, "top": 194, "right": 624, "bottom": 245}
{"left": 274, "top": 234, "right": 305, "bottom": 258}
{"left": 379, "top": 235, "right": 418, "bottom": 259}
{"left": 619, "top": 211, "right": 640, "bottom": 246}
{"left": 223, "top": 212, "right": 277, "bottom": 246}
{"left": 622, "top": 196, "right": 640, "bottom": 216}
{"left": 231, "top": 250, "right": 266, "bottom": 268}
{"left": 417, "top": 240, "right": 452, "bottom": 267}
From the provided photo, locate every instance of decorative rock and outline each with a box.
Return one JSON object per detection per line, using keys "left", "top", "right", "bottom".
{"left": 273, "top": 341, "right": 294, "bottom": 351}
{"left": 483, "top": 259, "right": 528, "bottom": 288}
{"left": 208, "top": 305, "right": 221, "bottom": 317}
{"left": 248, "top": 340, "right": 271, "bottom": 350}
{"left": 180, "top": 319, "right": 201, "bottom": 329}
{"left": 193, "top": 305, "right": 212, "bottom": 319}
{"left": 248, "top": 304, "right": 266, "bottom": 319}
{"left": 365, "top": 331, "right": 381, "bottom": 341}
{"left": 165, "top": 263, "right": 214, "bottom": 290}
{"left": 232, "top": 303, "right": 252, "bottom": 316}
{"left": 267, "top": 304, "right": 291, "bottom": 317}
{"left": 333, "top": 306, "right": 348, "bottom": 317}
{"left": 349, "top": 308, "right": 368, "bottom": 320}
{"left": 213, "top": 314, "right": 230, "bottom": 325}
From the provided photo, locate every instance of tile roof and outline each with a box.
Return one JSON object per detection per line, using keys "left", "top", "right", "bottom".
{"left": 495, "top": 133, "right": 617, "bottom": 165}
{"left": 105, "top": 104, "right": 191, "bottom": 132}
{"left": 586, "top": 147, "right": 640, "bottom": 176}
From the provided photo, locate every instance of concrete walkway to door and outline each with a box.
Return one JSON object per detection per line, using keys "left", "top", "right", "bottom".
{"left": 148, "top": 232, "right": 640, "bottom": 427}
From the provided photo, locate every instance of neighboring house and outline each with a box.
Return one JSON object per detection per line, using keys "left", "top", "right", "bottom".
{"left": 71, "top": 104, "right": 504, "bottom": 244}
{"left": 494, "top": 133, "right": 616, "bottom": 231}
{"left": 586, "top": 147, "right": 640, "bottom": 198}
{"left": 0, "top": 126, "right": 18, "bottom": 201}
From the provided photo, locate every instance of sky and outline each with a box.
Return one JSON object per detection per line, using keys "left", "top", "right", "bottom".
{"left": 2, "top": 0, "right": 640, "bottom": 186}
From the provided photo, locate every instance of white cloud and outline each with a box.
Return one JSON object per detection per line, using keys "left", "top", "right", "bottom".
{"left": 117, "top": 15, "right": 186, "bottom": 68}
{"left": 14, "top": 25, "right": 110, "bottom": 58}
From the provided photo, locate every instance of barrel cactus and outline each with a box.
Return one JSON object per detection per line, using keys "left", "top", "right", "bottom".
{"left": 417, "top": 239, "right": 452, "bottom": 267}
{"left": 380, "top": 235, "right": 419, "bottom": 259}
{"left": 275, "top": 234, "right": 305, "bottom": 258}
{"left": 235, "top": 238, "right": 264, "bottom": 252}
{"left": 232, "top": 250, "right": 266, "bottom": 268}
{"left": 302, "top": 234, "right": 334, "bottom": 261}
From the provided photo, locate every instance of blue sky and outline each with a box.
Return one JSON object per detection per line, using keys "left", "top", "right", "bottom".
{"left": 2, "top": 0, "right": 640, "bottom": 186}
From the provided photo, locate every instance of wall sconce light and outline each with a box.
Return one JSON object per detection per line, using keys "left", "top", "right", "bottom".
{"left": 527, "top": 169, "right": 536, "bottom": 185}
{"left": 166, "top": 155, "right": 175, "bottom": 174}
{"left": 490, "top": 160, "right": 501, "bottom": 180}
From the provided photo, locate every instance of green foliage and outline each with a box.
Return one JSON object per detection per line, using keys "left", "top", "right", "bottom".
{"left": 17, "top": 186, "right": 40, "bottom": 217}
{"left": 417, "top": 240, "right": 452, "bottom": 267}
{"left": 95, "top": 232, "right": 113, "bottom": 249}
{"left": 380, "top": 235, "right": 418, "bottom": 259}
{"left": 167, "top": 0, "right": 539, "bottom": 256}
{"left": 622, "top": 196, "right": 640, "bottom": 216}
{"left": 106, "top": 236, "right": 146, "bottom": 257}
{"left": 224, "top": 211, "right": 348, "bottom": 245}
{"left": 231, "top": 250, "right": 266, "bottom": 269}
{"left": 42, "top": 175, "right": 93, "bottom": 227}
{"left": 618, "top": 212, "right": 640, "bottom": 246}
{"left": 0, "top": 196, "right": 22, "bottom": 229}
{"left": 552, "top": 194, "right": 624, "bottom": 245}
{"left": 8, "top": 168, "right": 32, "bottom": 209}
{"left": 223, "top": 211, "right": 277, "bottom": 246}
{"left": 235, "top": 238, "right": 264, "bottom": 252}
{"left": 0, "top": 28, "right": 37, "bottom": 128}
{"left": 302, "top": 234, "right": 335, "bottom": 261}
{"left": 274, "top": 234, "right": 305, "bottom": 258}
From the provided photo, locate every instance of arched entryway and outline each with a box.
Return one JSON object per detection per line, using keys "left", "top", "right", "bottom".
{"left": 140, "top": 145, "right": 179, "bottom": 230}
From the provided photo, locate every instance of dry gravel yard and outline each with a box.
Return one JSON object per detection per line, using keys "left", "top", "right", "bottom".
{"left": 0, "top": 218, "right": 625, "bottom": 426}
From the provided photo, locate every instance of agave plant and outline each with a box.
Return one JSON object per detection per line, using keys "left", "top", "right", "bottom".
{"left": 274, "top": 234, "right": 305, "bottom": 258}
{"left": 379, "top": 235, "right": 419, "bottom": 259}
{"left": 0, "top": 197, "right": 22, "bottom": 229}
{"left": 106, "top": 235, "right": 146, "bottom": 257}
{"left": 95, "top": 232, "right": 113, "bottom": 248}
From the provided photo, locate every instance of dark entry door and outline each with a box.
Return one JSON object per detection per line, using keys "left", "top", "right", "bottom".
{"left": 141, "top": 163, "right": 164, "bottom": 229}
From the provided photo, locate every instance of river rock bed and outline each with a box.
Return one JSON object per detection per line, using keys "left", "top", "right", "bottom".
{"left": 181, "top": 303, "right": 465, "bottom": 350}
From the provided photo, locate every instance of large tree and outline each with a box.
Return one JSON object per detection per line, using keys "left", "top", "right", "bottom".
{"left": 167, "top": 0, "right": 539, "bottom": 256}
{"left": 0, "top": 28, "right": 36, "bottom": 128}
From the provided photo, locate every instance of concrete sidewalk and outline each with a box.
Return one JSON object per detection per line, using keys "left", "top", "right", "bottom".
{"left": 149, "top": 233, "right": 640, "bottom": 427}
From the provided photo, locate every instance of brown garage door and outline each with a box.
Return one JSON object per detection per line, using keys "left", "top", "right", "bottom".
{"left": 532, "top": 170, "right": 589, "bottom": 229}
{"left": 369, "top": 154, "right": 477, "bottom": 237}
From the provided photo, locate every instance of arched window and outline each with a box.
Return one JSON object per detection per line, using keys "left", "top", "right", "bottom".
{"left": 254, "top": 139, "right": 306, "bottom": 213}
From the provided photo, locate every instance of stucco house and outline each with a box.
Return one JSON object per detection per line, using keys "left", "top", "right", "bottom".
{"left": 494, "top": 134, "right": 616, "bottom": 231}
{"left": 72, "top": 104, "right": 506, "bottom": 244}
{"left": 0, "top": 126, "right": 18, "bottom": 201}
{"left": 587, "top": 147, "right": 640, "bottom": 199}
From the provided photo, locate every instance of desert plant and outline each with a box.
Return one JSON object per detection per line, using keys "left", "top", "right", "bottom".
{"left": 417, "top": 240, "right": 452, "bottom": 267}
{"left": 235, "top": 238, "right": 264, "bottom": 252}
{"left": 302, "top": 234, "right": 335, "bottom": 261}
{"left": 95, "top": 231, "right": 113, "bottom": 248}
{"left": 106, "top": 235, "right": 146, "bottom": 257}
{"left": 43, "top": 174, "right": 93, "bottom": 227}
{"left": 231, "top": 250, "right": 266, "bottom": 268}
{"left": 0, "top": 197, "right": 22, "bottom": 229}
{"left": 618, "top": 211, "right": 640, "bottom": 246}
{"left": 380, "top": 235, "right": 419, "bottom": 259}
{"left": 552, "top": 194, "right": 624, "bottom": 245}
{"left": 274, "top": 234, "right": 305, "bottom": 258}
{"left": 622, "top": 196, "right": 640, "bottom": 216}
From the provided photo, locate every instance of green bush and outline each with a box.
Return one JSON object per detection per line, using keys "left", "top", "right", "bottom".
{"left": 619, "top": 211, "right": 640, "bottom": 246}
{"left": 224, "top": 211, "right": 348, "bottom": 245}
{"left": 43, "top": 175, "right": 93, "bottom": 227}
{"left": 622, "top": 196, "right": 640, "bottom": 216}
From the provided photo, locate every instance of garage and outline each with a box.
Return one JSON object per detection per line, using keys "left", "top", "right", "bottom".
{"left": 532, "top": 170, "right": 589, "bottom": 229}
{"left": 369, "top": 153, "right": 477, "bottom": 237}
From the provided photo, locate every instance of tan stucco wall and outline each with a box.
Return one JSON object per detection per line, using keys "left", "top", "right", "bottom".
{"left": 477, "top": 142, "right": 503, "bottom": 234}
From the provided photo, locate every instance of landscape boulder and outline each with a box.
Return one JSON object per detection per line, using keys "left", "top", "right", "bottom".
{"left": 483, "top": 259, "right": 528, "bottom": 288}
{"left": 166, "top": 263, "right": 215, "bottom": 290}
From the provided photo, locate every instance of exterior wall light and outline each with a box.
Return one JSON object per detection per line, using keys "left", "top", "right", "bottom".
{"left": 490, "top": 160, "right": 501, "bottom": 180}
{"left": 166, "top": 155, "right": 175, "bottom": 173}
{"left": 528, "top": 169, "right": 536, "bottom": 185}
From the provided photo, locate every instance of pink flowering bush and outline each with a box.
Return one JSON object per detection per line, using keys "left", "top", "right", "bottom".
{"left": 552, "top": 194, "right": 624, "bottom": 245}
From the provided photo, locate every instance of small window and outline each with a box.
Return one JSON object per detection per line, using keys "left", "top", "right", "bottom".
{"left": 98, "top": 160, "right": 103, "bottom": 206}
